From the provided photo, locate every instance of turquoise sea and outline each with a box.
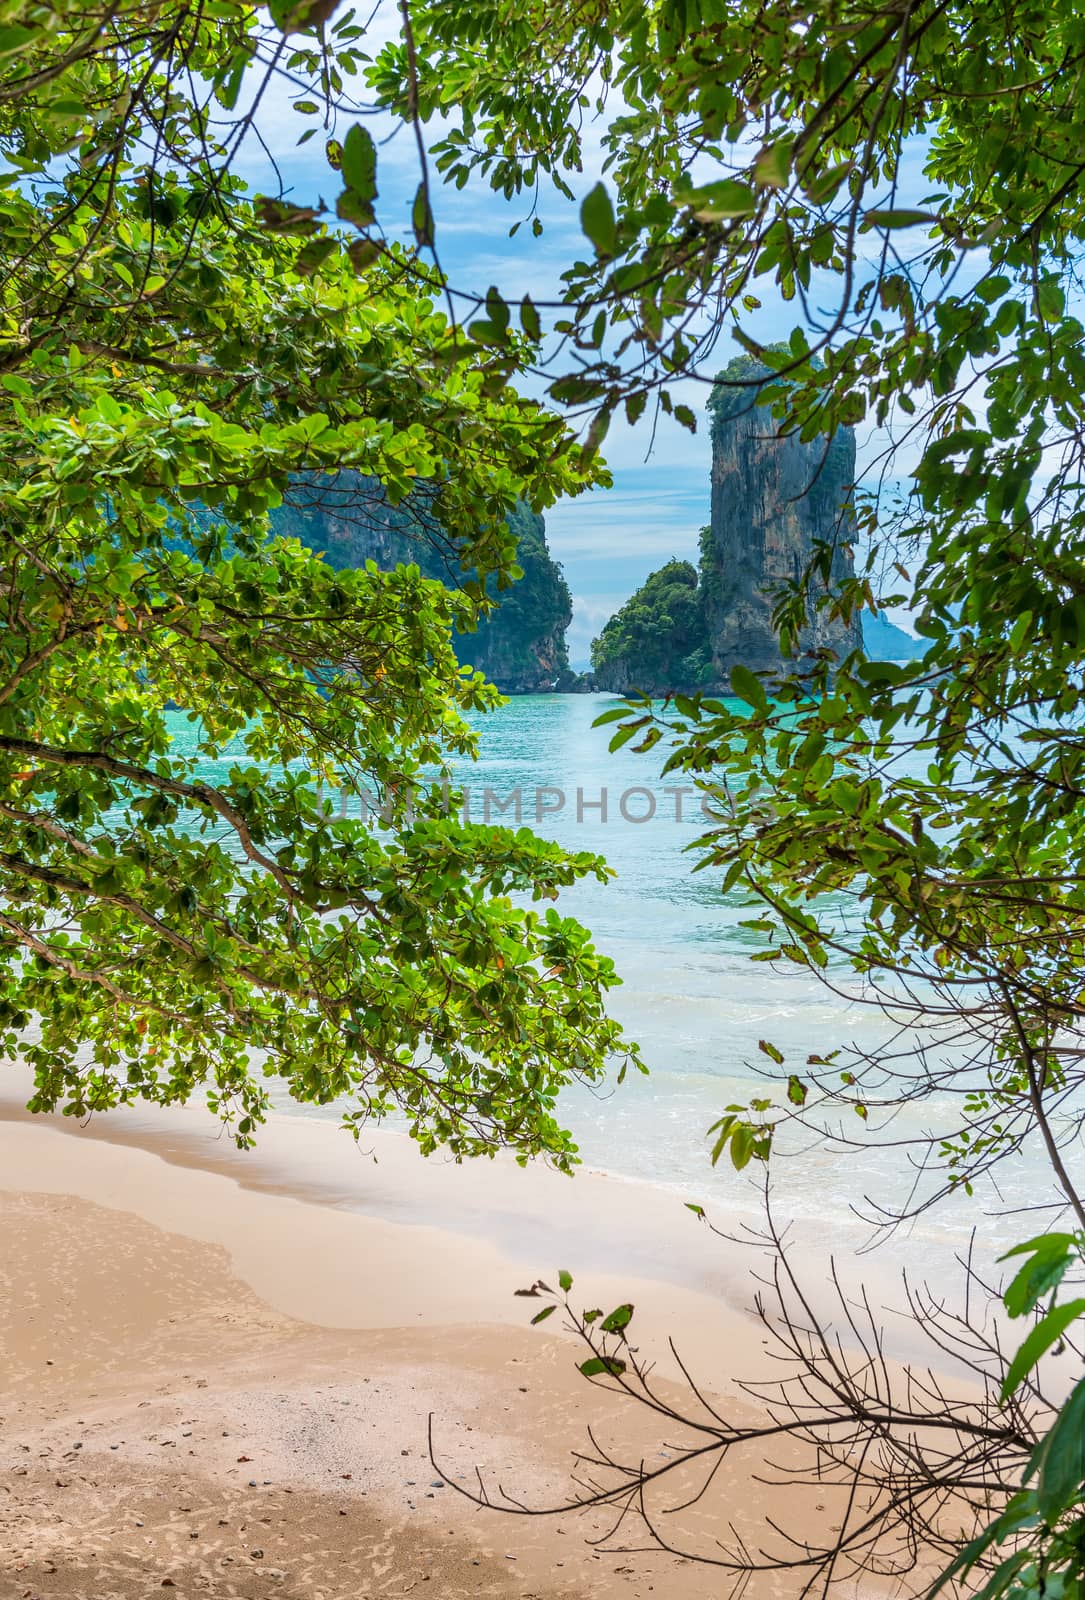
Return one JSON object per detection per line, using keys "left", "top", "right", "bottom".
{"left": 163, "top": 693, "right": 1072, "bottom": 1258}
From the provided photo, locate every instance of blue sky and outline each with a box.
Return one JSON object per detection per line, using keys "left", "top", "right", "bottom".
{"left": 235, "top": 20, "right": 925, "bottom": 665}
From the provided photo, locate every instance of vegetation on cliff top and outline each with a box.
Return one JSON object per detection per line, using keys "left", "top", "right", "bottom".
{"left": 707, "top": 351, "right": 857, "bottom": 490}
{"left": 591, "top": 558, "right": 712, "bottom": 690}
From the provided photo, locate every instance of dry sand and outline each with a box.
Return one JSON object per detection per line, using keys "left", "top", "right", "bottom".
{"left": 0, "top": 1093, "right": 878, "bottom": 1600}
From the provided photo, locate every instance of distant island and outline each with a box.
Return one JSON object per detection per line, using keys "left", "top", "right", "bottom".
{"left": 590, "top": 354, "right": 923, "bottom": 695}
{"left": 590, "top": 557, "right": 923, "bottom": 692}
{"left": 269, "top": 367, "right": 924, "bottom": 697}
{"left": 272, "top": 478, "right": 576, "bottom": 694}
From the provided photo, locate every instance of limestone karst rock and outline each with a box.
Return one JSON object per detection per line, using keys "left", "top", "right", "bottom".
{"left": 590, "top": 357, "right": 871, "bottom": 694}
{"left": 702, "top": 356, "right": 862, "bottom": 678}
{"left": 271, "top": 477, "right": 572, "bottom": 693}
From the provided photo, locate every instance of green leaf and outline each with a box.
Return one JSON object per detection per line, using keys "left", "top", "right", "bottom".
{"left": 583, "top": 405, "right": 612, "bottom": 460}
{"left": 684, "top": 179, "right": 757, "bottom": 220}
{"left": 267, "top": 0, "right": 303, "bottom": 29}
{"left": 294, "top": 236, "right": 337, "bottom": 276}
{"left": 580, "top": 182, "right": 617, "bottom": 256}
{"left": 558, "top": 1268, "right": 573, "bottom": 1293}
{"left": 411, "top": 183, "right": 434, "bottom": 248}
{"left": 530, "top": 1304, "right": 557, "bottom": 1325}
{"left": 600, "top": 1302, "right": 634, "bottom": 1333}
{"left": 336, "top": 189, "right": 375, "bottom": 229}
{"left": 753, "top": 141, "right": 791, "bottom": 188}
{"left": 729, "top": 1124, "right": 754, "bottom": 1170}
{"left": 802, "top": 162, "right": 853, "bottom": 205}
{"left": 730, "top": 664, "right": 768, "bottom": 713}
{"left": 708, "top": 1114, "right": 736, "bottom": 1166}
{"left": 0, "top": 25, "right": 34, "bottom": 55}
{"left": 758, "top": 1038, "right": 784, "bottom": 1064}
{"left": 579, "top": 1356, "right": 627, "bottom": 1378}
{"left": 485, "top": 285, "right": 510, "bottom": 333}
{"left": 1027, "top": 1377, "right": 1085, "bottom": 1520}
{"left": 971, "top": 1550, "right": 1036, "bottom": 1600}
{"left": 794, "top": 732, "right": 826, "bottom": 770}
{"left": 863, "top": 208, "right": 939, "bottom": 228}
{"left": 927, "top": 1492, "right": 1038, "bottom": 1597}
{"left": 348, "top": 237, "right": 381, "bottom": 272}
{"left": 1008, "top": 610, "right": 1033, "bottom": 653}
{"left": 341, "top": 125, "right": 378, "bottom": 202}
{"left": 787, "top": 1075, "right": 807, "bottom": 1105}
{"left": 1037, "top": 278, "right": 1065, "bottom": 322}
{"left": 254, "top": 197, "right": 322, "bottom": 235}
{"left": 1001, "top": 1299, "right": 1085, "bottom": 1399}
{"left": 1001, "top": 1234, "right": 1078, "bottom": 1317}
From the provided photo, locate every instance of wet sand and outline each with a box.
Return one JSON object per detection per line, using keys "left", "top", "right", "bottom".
{"left": 1, "top": 1073, "right": 932, "bottom": 1600}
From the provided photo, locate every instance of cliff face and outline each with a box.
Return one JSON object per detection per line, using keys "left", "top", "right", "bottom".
{"left": 271, "top": 478, "right": 571, "bottom": 693}
{"left": 588, "top": 361, "right": 864, "bottom": 695}
{"left": 457, "top": 502, "right": 573, "bottom": 692}
{"left": 703, "top": 357, "right": 862, "bottom": 677}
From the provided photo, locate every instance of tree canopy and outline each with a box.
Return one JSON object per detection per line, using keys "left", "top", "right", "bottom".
{"left": 0, "top": 1, "right": 642, "bottom": 1165}
{"left": 255, "top": 486, "right": 573, "bottom": 690}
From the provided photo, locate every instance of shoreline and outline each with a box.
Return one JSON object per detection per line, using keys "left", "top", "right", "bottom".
{"left": 0, "top": 1106, "right": 756, "bottom": 1361}
{"left": 0, "top": 1080, "right": 975, "bottom": 1598}
{"left": 0, "top": 1062, "right": 979, "bottom": 1350}
{"left": 0, "top": 1090, "right": 789, "bottom": 1600}
{"left": 0, "top": 1077, "right": 765, "bottom": 1351}
{"left": 0, "top": 1068, "right": 974, "bottom": 1367}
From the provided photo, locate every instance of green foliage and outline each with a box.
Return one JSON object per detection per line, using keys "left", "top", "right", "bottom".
{"left": 590, "top": 560, "right": 712, "bottom": 690}
{"left": 0, "top": 1, "right": 641, "bottom": 1166}
{"left": 515, "top": 1275, "right": 636, "bottom": 1383}
{"left": 366, "top": 0, "right": 1085, "bottom": 442}
{"left": 707, "top": 1102, "right": 775, "bottom": 1170}
{"left": 1002, "top": 1236, "right": 1081, "bottom": 1321}
{"left": 706, "top": 351, "right": 788, "bottom": 427}
{"left": 930, "top": 1234, "right": 1085, "bottom": 1600}
{"left": 272, "top": 486, "right": 573, "bottom": 688}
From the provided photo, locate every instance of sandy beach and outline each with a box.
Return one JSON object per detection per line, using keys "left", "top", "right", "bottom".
{"left": 0, "top": 1083, "right": 830, "bottom": 1600}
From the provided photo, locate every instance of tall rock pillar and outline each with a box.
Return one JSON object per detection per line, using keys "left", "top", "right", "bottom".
{"left": 704, "top": 359, "right": 862, "bottom": 677}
